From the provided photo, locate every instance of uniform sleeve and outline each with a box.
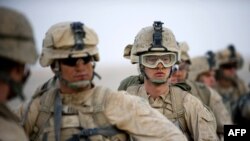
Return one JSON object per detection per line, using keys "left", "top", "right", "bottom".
{"left": 104, "top": 91, "right": 187, "bottom": 141}
{"left": 183, "top": 94, "right": 219, "bottom": 141}
{"left": 16, "top": 97, "right": 41, "bottom": 136}
{"left": 208, "top": 88, "right": 232, "bottom": 134}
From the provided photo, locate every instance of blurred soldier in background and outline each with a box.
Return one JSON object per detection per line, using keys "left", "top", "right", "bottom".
{"left": 188, "top": 51, "right": 233, "bottom": 140}
{"left": 188, "top": 51, "right": 217, "bottom": 88}
{"left": 232, "top": 91, "right": 250, "bottom": 125}
{"left": 232, "top": 63, "right": 250, "bottom": 125}
{"left": 215, "top": 44, "right": 248, "bottom": 115}
{"left": 171, "top": 42, "right": 232, "bottom": 140}
{"left": 119, "top": 22, "right": 218, "bottom": 141}
{"left": 17, "top": 21, "right": 187, "bottom": 141}
{"left": 0, "top": 7, "right": 38, "bottom": 140}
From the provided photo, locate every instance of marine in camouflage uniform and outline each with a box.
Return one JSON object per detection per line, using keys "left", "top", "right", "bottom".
{"left": 17, "top": 21, "right": 187, "bottom": 141}
{"left": 232, "top": 63, "right": 250, "bottom": 125}
{"left": 214, "top": 45, "right": 248, "bottom": 115}
{"left": 0, "top": 7, "right": 38, "bottom": 141}
{"left": 118, "top": 22, "right": 218, "bottom": 141}
{"left": 188, "top": 51, "right": 233, "bottom": 140}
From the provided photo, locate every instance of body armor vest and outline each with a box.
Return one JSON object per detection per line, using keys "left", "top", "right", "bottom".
{"left": 23, "top": 86, "right": 129, "bottom": 141}
{"left": 186, "top": 80, "right": 211, "bottom": 106}
{"left": 127, "top": 85, "right": 192, "bottom": 141}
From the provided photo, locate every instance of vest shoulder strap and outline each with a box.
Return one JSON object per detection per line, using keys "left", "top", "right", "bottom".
{"left": 187, "top": 80, "right": 211, "bottom": 106}
{"left": 30, "top": 88, "right": 57, "bottom": 141}
{"left": 169, "top": 86, "right": 192, "bottom": 139}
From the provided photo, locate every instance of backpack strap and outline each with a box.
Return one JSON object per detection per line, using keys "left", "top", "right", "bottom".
{"left": 187, "top": 80, "right": 211, "bottom": 106}
{"left": 21, "top": 76, "right": 57, "bottom": 126}
{"left": 30, "top": 88, "right": 58, "bottom": 141}
{"left": 66, "top": 86, "right": 128, "bottom": 141}
{"left": 54, "top": 89, "right": 62, "bottom": 141}
{"left": 167, "top": 87, "right": 187, "bottom": 130}
{"left": 172, "top": 82, "right": 192, "bottom": 92}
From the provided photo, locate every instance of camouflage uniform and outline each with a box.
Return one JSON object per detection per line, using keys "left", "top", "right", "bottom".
{"left": 174, "top": 44, "right": 232, "bottom": 140}
{"left": 215, "top": 45, "right": 248, "bottom": 115}
{"left": 189, "top": 55, "right": 233, "bottom": 139}
{"left": 17, "top": 22, "right": 187, "bottom": 141}
{"left": 119, "top": 22, "right": 218, "bottom": 141}
{"left": 0, "top": 7, "right": 38, "bottom": 141}
{"left": 186, "top": 80, "right": 232, "bottom": 140}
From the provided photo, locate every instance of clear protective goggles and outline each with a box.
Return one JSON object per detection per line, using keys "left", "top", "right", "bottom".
{"left": 140, "top": 52, "right": 177, "bottom": 68}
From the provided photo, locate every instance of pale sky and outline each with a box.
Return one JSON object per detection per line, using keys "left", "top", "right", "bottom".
{"left": 1, "top": 0, "right": 250, "bottom": 93}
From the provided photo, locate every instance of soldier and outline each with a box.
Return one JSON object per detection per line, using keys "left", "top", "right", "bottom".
{"left": 233, "top": 64, "right": 250, "bottom": 125}
{"left": 0, "top": 7, "right": 38, "bottom": 140}
{"left": 188, "top": 51, "right": 233, "bottom": 140}
{"left": 17, "top": 21, "right": 187, "bottom": 141}
{"left": 119, "top": 21, "right": 218, "bottom": 141}
{"left": 215, "top": 45, "right": 248, "bottom": 115}
{"left": 188, "top": 51, "right": 217, "bottom": 88}
{"left": 232, "top": 91, "right": 250, "bottom": 125}
{"left": 172, "top": 42, "right": 233, "bottom": 140}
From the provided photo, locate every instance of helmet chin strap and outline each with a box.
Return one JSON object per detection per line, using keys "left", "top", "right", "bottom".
{"left": 63, "top": 79, "right": 91, "bottom": 90}
{"left": 0, "top": 70, "right": 30, "bottom": 101}
{"left": 54, "top": 60, "right": 101, "bottom": 90}
{"left": 140, "top": 64, "right": 169, "bottom": 85}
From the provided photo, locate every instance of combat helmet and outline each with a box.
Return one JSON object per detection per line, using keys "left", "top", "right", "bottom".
{"left": 0, "top": 7, "right": 38, "bottom": 100}
{"left": 178, "top": 41, "right": 191, "bottom": 64}
{"left": 130, "top": 21, "right": 180, "bottom": 65}
{"left": 189, "top": 51, "right": 217, "bottom": 81}
{"left": 40, "top": 21, "right": 99, "bottom": 67}
{"left": 123, "top": 44, "right": 139, "bottom": 63}
{"left": 130, "top": 21, "right": 180, "bottom": 84}
{"left": 216, "top": 44, "right": 244, "bottom": 70}
{"left": 40, "top": 21, "right": 100, "bottom": 89}
{"left": 0, "top": 7, "right": 38, "bottom": 64}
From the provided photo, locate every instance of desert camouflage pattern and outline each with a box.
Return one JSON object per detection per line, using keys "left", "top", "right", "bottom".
{"left": 0, "top": 104, "right": 29, "bottom": 141}
{"left": 178, "top": 42, "right": 191, "bottom": 64}
{"left": 216, "top": 45, "right": 243, "bottom": 69}
{"left": 0, "top": 7, "right": 38, "bottom": 64}
{"left": 126, "top": 84, "right": 218, "bottom": 141}
{"left": 17, "top": 86, "right": 187, "bottom": 141}
{"left": 188, "top": 56, "right": 210, "bottom": 81}
{"left": 40, "top": 22, "right": 99, "bottom": 67}
{"left": 214, "top": 77, "right": 248, "bottom": 115}
{"left": 130, "top": 25, "right": 180, "bottom": 64}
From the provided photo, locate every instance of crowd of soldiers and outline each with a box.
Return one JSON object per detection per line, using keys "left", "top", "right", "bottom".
{"left": 0, "top": 6, "right": 249, "bottom": 141}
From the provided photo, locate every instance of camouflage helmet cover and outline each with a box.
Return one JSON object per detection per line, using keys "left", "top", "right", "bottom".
{"left": 40, "top": 21, "right": 99, "bottom": 67}
{"left": 216, "top": 44, "right": 244, "bottom": 69}
{"left": 178, "top": 41, "right": 191, "bottom": 64}
{"left": 123, "top": 44, "right": 139, "bottom": 63}
{"left": 0, "top": 7, "right": 38, "bottom": 64}
{"left": 189, "top": 56, "right": 210, "bottom": 81}
{"left": 130, "top": 22, "right": 180, "bottom": 64}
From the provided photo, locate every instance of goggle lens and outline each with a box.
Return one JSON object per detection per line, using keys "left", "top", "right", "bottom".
{"left": 60, "top": 56, "right": 92, "bottom": 66}
{"left": 141, "top": 53, "right": 176, "bottom": 68}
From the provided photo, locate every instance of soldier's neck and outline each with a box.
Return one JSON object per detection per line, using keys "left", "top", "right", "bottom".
{"left": 144, "top": 80, "right": 169, "bottom": 99}
{"left": 59, "top": 82, "right": 91, "bottom": 94}
{"left": 218, "top": 79, "right": 235, "bottom": 88}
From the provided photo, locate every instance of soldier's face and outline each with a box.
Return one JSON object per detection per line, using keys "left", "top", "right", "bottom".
{"left": 198, "top": 70, "right": 216, "bottom": 87}
{"left": 144, "top": 62, "right": 171, "bottom": 82}
{"left": 0, "top": 65, "right": 27, "bottom": 102}
{"left": 59, "top": 57, "right": 94, "bottom": 83}
{"left": 221, "top": 62, "right": 237, "bottom": 78}
{"left": 171, "top": 62, "right": 189, "bottom": 83}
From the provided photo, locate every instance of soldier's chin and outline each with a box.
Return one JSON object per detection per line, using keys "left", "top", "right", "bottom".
{"left": 68, "top": 80, "right": 91, "bottom": 89}
{"left": 151, "top": 78, "right": 167, "bottom": 84}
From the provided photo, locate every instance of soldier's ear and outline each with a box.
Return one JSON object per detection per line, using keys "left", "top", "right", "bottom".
{"left": 50, "top": 62, "right": 57, "bottom": 74}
